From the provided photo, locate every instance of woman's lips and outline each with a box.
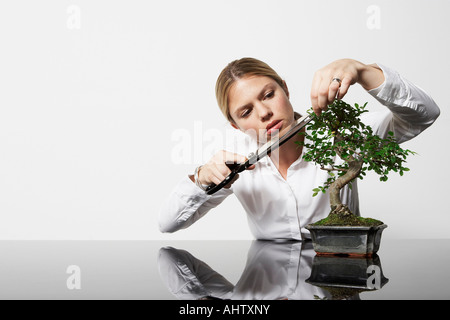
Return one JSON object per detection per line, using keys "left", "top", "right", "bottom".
{"left": 266, "top": 120, "right": 283, "bottom": 135}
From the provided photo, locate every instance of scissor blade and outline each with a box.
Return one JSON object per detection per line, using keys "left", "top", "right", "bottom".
{"left": 249, "top": 113, "right": 313, "bottom": 163}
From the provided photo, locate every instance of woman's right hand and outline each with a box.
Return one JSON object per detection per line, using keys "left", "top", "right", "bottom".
{"left": 197, "top": 150, "right": 256, "bottom": 188}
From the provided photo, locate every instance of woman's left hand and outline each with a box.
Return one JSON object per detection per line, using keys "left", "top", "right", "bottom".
{"left": 310, "top": 59, "right": 385, "bottom": 116}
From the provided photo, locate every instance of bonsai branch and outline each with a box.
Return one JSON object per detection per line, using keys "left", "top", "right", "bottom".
{"left": 320, "top": 166, "right": 348, "bottom": 172}
{"left": 334, "top": 132, "right": 356, "bottom": 163}
{"left": 329, "top": 159, "right": 363, "bottom": 212}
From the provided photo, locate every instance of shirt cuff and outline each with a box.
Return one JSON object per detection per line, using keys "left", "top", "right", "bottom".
{"left": 367, "top": 63, "right": 408, "bottom": 106}
{"left": 175, "top": 174, "right": 234, "bottom": 206}
{"left": 175, "top": 175, "right": 213, "bottom": 206}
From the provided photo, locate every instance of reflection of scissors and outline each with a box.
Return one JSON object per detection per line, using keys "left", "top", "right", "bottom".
{"left": 205, "top": 114, "right": 313, "bottom": 195}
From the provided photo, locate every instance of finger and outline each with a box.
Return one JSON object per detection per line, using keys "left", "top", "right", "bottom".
{"left": 317, "top": 80, "right": 330, "bottom": 114}
{"left": 310, "top": 73, "right": 321, "bottom": 113}
{"left": 328, "top": 80, "right": 341, "bottom": 103}
{"left": 247, "top": 164, "right": 256, "bottom": 170}
{"left": 207, "top": 161, "right": 229, "bottom": 180}
{"left": 222, "top": 150, "right": 247, "bottom": 164}
{"left": 218, "top": 163, "right": 233, "bottom": 178}
{"left": 210, "top": 170, "right": 227, "bottom": 185}
{"left": 337, "top": 76, "right": 352, "bottom": 100}
{"left": 211, "top": 150, "right": 242, "bottom": 166}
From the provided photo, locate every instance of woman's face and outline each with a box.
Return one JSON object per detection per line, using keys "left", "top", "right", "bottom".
{"left": 228, "top": 75, "right": 295, "bottom": 143}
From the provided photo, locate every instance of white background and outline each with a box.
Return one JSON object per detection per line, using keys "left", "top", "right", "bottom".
{"left": 0, "top": 0, "right": 448, "bottom": 240}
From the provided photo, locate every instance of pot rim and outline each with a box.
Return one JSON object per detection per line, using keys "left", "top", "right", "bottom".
{"left": 305, "top": 223, "right": 388, "bottom": 231}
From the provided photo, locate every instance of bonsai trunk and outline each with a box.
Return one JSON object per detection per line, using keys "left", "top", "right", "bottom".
{"left": 329, "top": 159, "right": 363, "bottom": 215}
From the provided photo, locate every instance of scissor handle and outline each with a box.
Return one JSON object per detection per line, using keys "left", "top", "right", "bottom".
{"left": 205, "top": 162, "right": 245, "bottom": 195}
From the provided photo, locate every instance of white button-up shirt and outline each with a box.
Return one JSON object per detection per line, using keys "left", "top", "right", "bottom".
{"left": 159, "top": 64, "right": 440, "bottom": 240}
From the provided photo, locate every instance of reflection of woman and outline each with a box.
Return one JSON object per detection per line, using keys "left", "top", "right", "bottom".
{"left": 158, "top": 241, "right": 332, "bottom": 300}
{"left": 159, "top": 58, "right": 440, "bottom": 240}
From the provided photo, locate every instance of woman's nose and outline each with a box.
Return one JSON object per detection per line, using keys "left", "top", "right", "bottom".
{"left": 256, "top": 103, "right": 273, "bottom": 122}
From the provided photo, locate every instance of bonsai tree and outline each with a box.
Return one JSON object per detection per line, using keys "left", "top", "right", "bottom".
{"left": 298, "top": 99, "right": 415, "bottom": 226}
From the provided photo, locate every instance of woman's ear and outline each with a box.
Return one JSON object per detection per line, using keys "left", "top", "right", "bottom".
{"left": 282, "top": 80, "right": 290, "bottom": 99}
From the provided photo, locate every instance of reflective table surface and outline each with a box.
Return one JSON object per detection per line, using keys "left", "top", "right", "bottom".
{"left": 0, "top": 239, "right": 449, "bottom": 299}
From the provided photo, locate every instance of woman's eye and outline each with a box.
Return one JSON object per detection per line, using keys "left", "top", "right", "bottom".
{"left": 264, "top": 91, "right": 274, "bottom": 99}
{"left": 241, "top": 109, "right": 251, "bottom": 118}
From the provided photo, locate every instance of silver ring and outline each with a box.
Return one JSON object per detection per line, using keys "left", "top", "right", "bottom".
{"left": 331, "top": 77, "right": 341, "bottom": 84}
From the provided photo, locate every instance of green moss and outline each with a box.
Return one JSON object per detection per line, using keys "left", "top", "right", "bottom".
{"left": 312, "top": 214, "right": 383, "bottom": 227}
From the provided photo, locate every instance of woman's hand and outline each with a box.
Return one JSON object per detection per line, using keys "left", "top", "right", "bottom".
{"left": 310, "top": 59, "right": 385, "bottom": 116}
{"left": 196, "top": 150, "right": 256, "bottom": 188}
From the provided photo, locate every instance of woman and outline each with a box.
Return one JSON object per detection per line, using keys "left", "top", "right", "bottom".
{"left": 159, "top": 58, "right": 440, "bottom": 240}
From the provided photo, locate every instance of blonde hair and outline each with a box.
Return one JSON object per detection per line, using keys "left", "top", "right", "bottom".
{"left": 215, "top": 57, "right": 284, "bottom": 124}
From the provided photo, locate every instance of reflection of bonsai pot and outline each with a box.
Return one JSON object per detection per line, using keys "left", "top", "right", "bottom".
{"left": 306, "top": 224, "right": 387, "bottom": 257}
{"left": 306, "top": 253, "right": 389, "bottom": 299}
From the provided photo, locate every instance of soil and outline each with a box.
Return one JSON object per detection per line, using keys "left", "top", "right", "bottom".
{"left": 312, "top": 204, "right": 383, "bottom": 227}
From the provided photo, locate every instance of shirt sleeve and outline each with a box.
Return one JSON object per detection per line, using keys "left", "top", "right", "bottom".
{"left": 158, "top": 174, "right": 233, "bottom": 233}
{"left": 362, "top": 63, "right": 440, "bottom": 143}
{"left": 157, "top": 246, "right": 234, "bottom": 299}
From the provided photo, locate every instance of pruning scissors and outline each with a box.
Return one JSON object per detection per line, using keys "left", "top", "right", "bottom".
{"left": 205, "top": 113, "right": 314, "bottom": 195}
